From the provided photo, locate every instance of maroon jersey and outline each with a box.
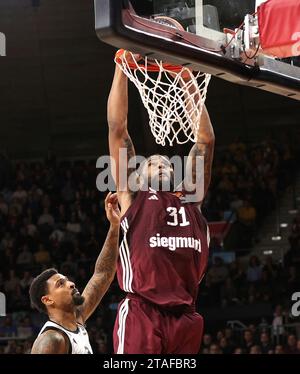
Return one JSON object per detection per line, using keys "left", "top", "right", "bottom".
{"left": 118, "top": 189, "right": 210, "bottom": 308}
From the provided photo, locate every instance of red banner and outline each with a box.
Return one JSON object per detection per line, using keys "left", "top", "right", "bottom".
{"left": 208, "top": 221, "right": 232, "bottom": 242}
{"left": 258, "top": 0, "right": 300, "bottom": 58}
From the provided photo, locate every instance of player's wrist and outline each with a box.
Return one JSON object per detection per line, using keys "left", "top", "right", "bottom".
{"left": 109, "top": 222, "right": 120, "bottom": 230}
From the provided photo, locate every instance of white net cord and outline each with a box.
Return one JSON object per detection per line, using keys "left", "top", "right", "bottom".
{"left": 115, "top": 52, "right": 211, "bottom": 146}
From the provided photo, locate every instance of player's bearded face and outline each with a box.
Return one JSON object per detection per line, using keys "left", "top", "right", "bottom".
{"left": 140, "top": 155, "right": 174, "bottom": 191}
{"left": 46, "top": 274, "right": 85, "bottom": 311}
{"left": 71, "top": 288, "right": 85, "bottom": 306}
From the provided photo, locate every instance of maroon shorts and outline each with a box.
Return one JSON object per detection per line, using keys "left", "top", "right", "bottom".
{"left": 113, "top": 295, "right": 204, "bottom": 354}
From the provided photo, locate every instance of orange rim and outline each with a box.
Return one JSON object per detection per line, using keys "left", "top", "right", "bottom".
{"left": 115, "top": 49, "right": 184, "bottom": 73}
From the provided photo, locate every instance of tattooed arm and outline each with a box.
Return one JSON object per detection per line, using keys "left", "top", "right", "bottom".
{"left": 174, "top": 72, "right": 215, "bottom": 204}
{"left": 185, "top": 105, "right": 215, "bottom": 203}
{"left": 78, "top": 193, "right": 120, "bottom": 323}
{"left": 31, "top": 330, "right": 69, "bottom": 354}
{"left": 107, "top": 64, "right": 136, "bottom": 214}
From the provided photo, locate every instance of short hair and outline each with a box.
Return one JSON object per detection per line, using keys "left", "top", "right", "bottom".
{"left": 29, "top": 268, "right": 58, "bottom": 314}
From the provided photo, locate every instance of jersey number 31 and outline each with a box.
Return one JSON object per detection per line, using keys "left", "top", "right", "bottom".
{"left": 166, "top": 207, "right": 190, "bottom": 227}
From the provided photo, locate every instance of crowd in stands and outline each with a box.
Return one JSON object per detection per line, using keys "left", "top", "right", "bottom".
{"left": 203, "top": 135, "right": 296, "bottom": 249}
{"left": 200, "top": 328, "right": 300, "bottom": 354}
{"left": 0, "top": 135, "right": 299, "bottom": 354}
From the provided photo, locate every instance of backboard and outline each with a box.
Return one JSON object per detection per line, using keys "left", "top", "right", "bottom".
{"left": 130, "top": 0, "right": 255, "bottom": 44}
{"left": 95, "top": 0, "right": 300, "bottom": 100}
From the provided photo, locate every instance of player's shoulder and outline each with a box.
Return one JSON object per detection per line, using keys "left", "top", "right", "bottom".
{"left": 31, "top": 329, "right": 68, "bottom": 354}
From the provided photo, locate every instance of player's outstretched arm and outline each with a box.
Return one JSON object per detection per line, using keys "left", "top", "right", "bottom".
{"left": 31, "top": 330, "right": 69, "bottom": 354}
{"left": 175, "top": 71, "right": 215, "bottom": 203}
{"left": 78, "top": 193, "right": 120, "bottom": 322}
{"left": 107, "top": 64, "right": 136, "bottom": 213}
{"left": 188, "top": 104, "right": 215, "bottom": 201}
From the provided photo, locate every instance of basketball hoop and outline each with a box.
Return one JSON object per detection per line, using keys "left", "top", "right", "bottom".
{"left": 115, "top": 49, "right": 211, "bottom": 146}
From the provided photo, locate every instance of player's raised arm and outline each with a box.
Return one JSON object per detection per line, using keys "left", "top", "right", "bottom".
{"left": 107, "top": 61, "right": 137, "bottom": 213}
{"left": 175, "top": 72, "right": 215, "bottom": 204}
{"left": 78, "top": 193, "right": 120, "bottom": 323}
{"left": 188, "top": 104, "right": 215, "bottom": 201}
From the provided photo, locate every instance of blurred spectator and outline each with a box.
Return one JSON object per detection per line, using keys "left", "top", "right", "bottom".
{"left": 219, "top": 337, "right": 233, "bottom": 354}
{"left": 274, "top": 345, "right": 284, "bottom": 354}
{"left": 37, "top": 207, "right": 54, "bottom": 228}
{"left": 19, "top": 271, "right": 33, "bottom": 296}
{"left": 207, "top": 257, "right": 228, "bottom": 304}
{"left": 242, "top": 330, "right": 255, "bottom": 353}
{"left": 17, "top": 317, "right": 34, "bottom": 339}
{"left": 233, "top": 347, "right": 244, "bottom": 354}
{"left": 0, "top": 315, "right": 17, "bottom": 337}
{"left": 285, "top": 334, "right": 298, "bottom": 354}
{"left": 246, "top": 256, "right": 262, "bottom": 283}
{"left": 34, "top": 244, "right": 51, "bottom": 266}
{"left": 260, "top": 332, "right": 273, "bottom": 354}
{"left": 4, "top": 270, "right": 20, "bottom": 296}
{"left": 249, "top": 345, "right": 262, "bottom": 354}
{"left": 16, "top": 245, "right": 34, "bottom": 268}
{"left": 209, "top": 344, "right": 222, "bottom": 354}
{"left": 202, "top": 334, "right": 212, "bottom": 351}
{"left": 221, "top": 278, "right": 239, "bottom": 307}
{"left": 272, "top": 305, "right": 287, "bottom": 341}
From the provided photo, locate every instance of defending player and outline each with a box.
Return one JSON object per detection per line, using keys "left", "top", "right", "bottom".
{"left": 30, "top": 193, "right": 120, "bottom": 354}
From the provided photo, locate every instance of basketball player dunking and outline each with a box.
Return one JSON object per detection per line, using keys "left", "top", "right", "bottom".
{"left": 30, "top": 193, "right": 120, "bottom": 354}
{"left": 108, "top": 56, "right": 215, "bottom": 354}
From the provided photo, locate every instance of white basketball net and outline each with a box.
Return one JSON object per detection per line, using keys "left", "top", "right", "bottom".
{"left": 115, "top": 51, "right": 211, "bottom": 146}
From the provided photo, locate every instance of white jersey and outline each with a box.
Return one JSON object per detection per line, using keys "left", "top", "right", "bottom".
{"left": 38, "top": 320, "right": 93, "bottom": 354}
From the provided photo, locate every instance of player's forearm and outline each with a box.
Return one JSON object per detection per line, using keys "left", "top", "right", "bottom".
{"left": 94, "top": 223, "right": 119, "bottom": 277}
{"left": 188, "top": 106, "right": 215, "bottom": 196}
{"left": 196, "top": 105, "right": 215, "bottom": 147}
{"left": 80, "top": 224, "right": 119, "bottom": 321}
{"left": 107, "top": 66, "right": 128, "bottom": 132}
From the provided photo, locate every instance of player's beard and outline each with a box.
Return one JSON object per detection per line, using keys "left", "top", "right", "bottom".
{"left": 72, "top": 289, "right": 85, "bottom": 306}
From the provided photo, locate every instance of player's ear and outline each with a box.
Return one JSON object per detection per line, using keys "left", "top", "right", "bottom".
{"left": 41, "top": 295, "right": 54, "bottom": 308}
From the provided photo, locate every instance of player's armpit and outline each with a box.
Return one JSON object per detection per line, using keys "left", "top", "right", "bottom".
{"left": 31, "top": 330, "right": 69, "bottom": 354}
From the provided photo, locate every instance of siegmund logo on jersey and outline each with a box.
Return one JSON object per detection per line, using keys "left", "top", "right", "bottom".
{"left": 149, "top": 233, "right": 202, "bottom": 252}
{"left": 96, "top": 149, "right": 205, "bottom": 203}
{"left": 0, "top": 33, "right": 6, "bottom": 56}
{"left": 0, "top": 292, "right": 6, "bottom": 316}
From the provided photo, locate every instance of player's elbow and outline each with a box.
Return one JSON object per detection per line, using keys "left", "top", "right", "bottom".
{"left": 108, "top": 119, "right": 127, "bottom": 136}
{"left": 207, "top": 134, "right": 215, "bottom": 145}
